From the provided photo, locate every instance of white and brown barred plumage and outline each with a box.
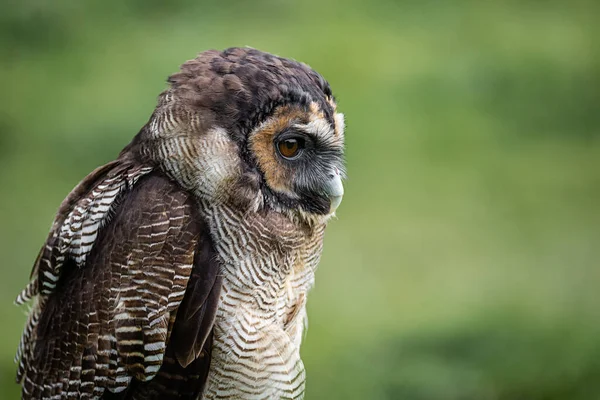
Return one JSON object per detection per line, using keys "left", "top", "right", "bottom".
{"left": 15, "top": 47, "right": 345, "bottom": 400}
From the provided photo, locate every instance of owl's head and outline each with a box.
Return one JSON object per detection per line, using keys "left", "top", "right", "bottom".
{"left": 129, "top": 48, "right": 345, "bottom": 225}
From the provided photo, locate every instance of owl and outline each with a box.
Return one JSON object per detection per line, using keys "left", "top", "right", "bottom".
{"left": 14, "top": 47, "right": 345, "bottom": 400}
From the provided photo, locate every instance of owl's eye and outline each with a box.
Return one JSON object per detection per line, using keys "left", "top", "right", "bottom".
{"left": 277, "top": 137, "right": 305, "bottom": 160}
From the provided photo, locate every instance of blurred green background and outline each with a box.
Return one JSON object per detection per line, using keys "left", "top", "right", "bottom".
{"left": 1, "top": 0, "right": 599, "bottom": 399}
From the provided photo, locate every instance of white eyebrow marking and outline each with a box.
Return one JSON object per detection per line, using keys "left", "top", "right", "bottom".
{"left": 293, "top": 118, "right": 333, "bottom": 139}
{"left": 334, "top": 113, "right": 345, "bottom": 137}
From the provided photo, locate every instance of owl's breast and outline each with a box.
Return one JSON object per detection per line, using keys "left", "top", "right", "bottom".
{"left": 200, "top": 203, "right": 325, "bottom": 399}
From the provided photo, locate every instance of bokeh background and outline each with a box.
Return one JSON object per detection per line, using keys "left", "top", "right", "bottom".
{"left": 1, "top": 0, "right": 599, "bottom": 399}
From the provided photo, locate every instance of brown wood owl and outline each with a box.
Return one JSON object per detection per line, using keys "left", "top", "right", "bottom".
{"left": 15, "top": 47, "right": 345, "bottom": 399}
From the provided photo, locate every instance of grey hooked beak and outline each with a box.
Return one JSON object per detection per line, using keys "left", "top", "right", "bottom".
{"left": 325, "top": 169, "right": 344, "bottom": 213}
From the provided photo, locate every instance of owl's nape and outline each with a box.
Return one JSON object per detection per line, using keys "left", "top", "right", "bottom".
{"left": 16, "top": 47, "right": 345, "bottom": 400}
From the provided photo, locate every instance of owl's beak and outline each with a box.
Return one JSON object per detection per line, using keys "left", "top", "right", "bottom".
{"left": 325, "top": 169, "right": 344, "bottom": 213}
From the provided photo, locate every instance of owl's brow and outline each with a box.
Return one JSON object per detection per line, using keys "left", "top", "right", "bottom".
{"left": 292, "top": 119, "right": 335, "bottom": 140}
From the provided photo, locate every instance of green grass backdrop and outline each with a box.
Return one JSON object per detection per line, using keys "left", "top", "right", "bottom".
{"left": 1, "top": 1, "right": 599, "bottom": 398}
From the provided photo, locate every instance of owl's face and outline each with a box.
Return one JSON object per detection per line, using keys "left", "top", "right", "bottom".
{"left": 248, "top": 102, "right": 345, "bottom": 220}
{"left": 134, "top": 48, "right": 345, "bottom": 225}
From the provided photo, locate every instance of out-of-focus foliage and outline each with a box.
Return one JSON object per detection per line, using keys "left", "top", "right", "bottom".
{"left": 1, "top": 1, "right": 599, "bottom": 399}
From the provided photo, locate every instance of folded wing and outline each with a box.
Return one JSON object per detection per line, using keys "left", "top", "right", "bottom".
{"left": 16, "top": 160, "right": 221, "bottom": 399}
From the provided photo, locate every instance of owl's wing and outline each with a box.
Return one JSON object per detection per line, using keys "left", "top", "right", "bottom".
{"left": 16, "top": 160, "right": 222, "bottom": 400}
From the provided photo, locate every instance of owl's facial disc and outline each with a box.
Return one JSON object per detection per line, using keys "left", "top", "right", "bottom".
{"left": 249, "top": 103, "right": 345, "bottom": 219}
{"left": 273, "top": 129, "right": 345, "bottom": 214}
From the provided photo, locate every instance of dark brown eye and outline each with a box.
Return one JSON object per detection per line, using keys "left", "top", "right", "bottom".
{"left": 277, "top": 138, "right": 304, "bottom": 159}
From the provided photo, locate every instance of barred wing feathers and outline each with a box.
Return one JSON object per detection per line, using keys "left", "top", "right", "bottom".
{"left": 15, "top": 161, "right": 221, "bottom": 399}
